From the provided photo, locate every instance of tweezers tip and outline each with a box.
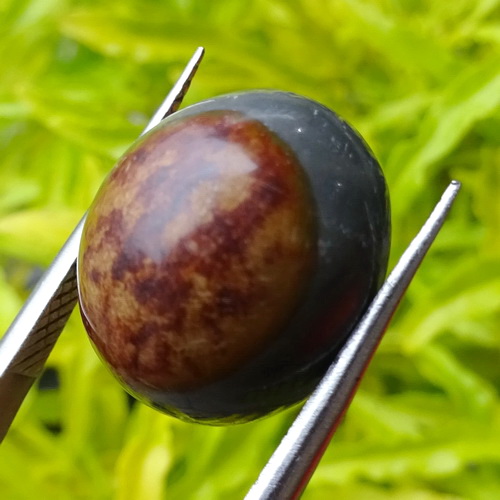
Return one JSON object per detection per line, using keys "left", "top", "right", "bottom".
{"left": 193, "top": 46, "right": 205, "bottom": 62}
{"left": 442, "top": 179, "right": 461, "bottom": 207}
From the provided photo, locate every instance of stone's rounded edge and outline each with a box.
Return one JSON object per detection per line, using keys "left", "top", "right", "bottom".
{"left": 78, "top": 100, "right": 319, "bottom": 392}
{"left": 77, "top": 90, "right": 391, "bottom": 424}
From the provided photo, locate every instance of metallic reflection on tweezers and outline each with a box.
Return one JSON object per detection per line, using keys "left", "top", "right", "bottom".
{"left": 0, "top": 47, "right": 460, "bottom": 500}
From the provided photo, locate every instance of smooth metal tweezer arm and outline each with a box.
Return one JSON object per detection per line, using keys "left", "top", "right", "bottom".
{"left": 245, "top": 179, "right": 460, "bottom": 499}
{"left": 0, "top": 46, "right": 460, "bottom": 500}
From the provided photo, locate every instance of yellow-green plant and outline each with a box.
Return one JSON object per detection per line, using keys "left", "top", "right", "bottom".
{"left": 1, "top": 1, "right": 499, "bottom": 498}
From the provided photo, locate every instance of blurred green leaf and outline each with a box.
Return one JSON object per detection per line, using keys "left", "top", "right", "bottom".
{"left": 1, "top": 0, "right": 499, "bottom": 498}
{"left": 0, "top": 208, "right": 81, "bottom": 265}
{"left": 388, "top": 57, "right": 500, "bottom": 224}
{"left": 115, "top": 407, "right": 172, "bottom": 500}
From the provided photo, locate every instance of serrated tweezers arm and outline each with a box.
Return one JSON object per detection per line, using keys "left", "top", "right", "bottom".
{"left": 0, "top": 46, "right": 461, "bottom": 500}
{"left": 0, "top": 47, "right": 205, "bottom": 443}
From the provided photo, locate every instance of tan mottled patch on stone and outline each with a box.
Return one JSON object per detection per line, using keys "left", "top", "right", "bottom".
{"left": 78, "top": 110, "right": 317, "bottom": 391}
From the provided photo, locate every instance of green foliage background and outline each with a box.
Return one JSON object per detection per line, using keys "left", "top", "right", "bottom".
{"left": 0, "top": 0, "right": 499, "bottom": 498}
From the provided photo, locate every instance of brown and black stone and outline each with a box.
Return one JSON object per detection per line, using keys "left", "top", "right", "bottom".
{"left": 77, "top": 91, "right": 390, "bottom": 424}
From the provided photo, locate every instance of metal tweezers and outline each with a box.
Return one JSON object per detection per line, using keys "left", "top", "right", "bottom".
{"left": 0, "top": 47, "right": 460, "bottom": 499}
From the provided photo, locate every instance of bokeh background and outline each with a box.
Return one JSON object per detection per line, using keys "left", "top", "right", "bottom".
{"left": 1, "top": 0, "right": 499, "bottom": 498}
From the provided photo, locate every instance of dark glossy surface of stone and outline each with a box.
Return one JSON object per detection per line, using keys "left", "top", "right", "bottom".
{"left": 78, "top": 91, "right": 390, "bottom": 424}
